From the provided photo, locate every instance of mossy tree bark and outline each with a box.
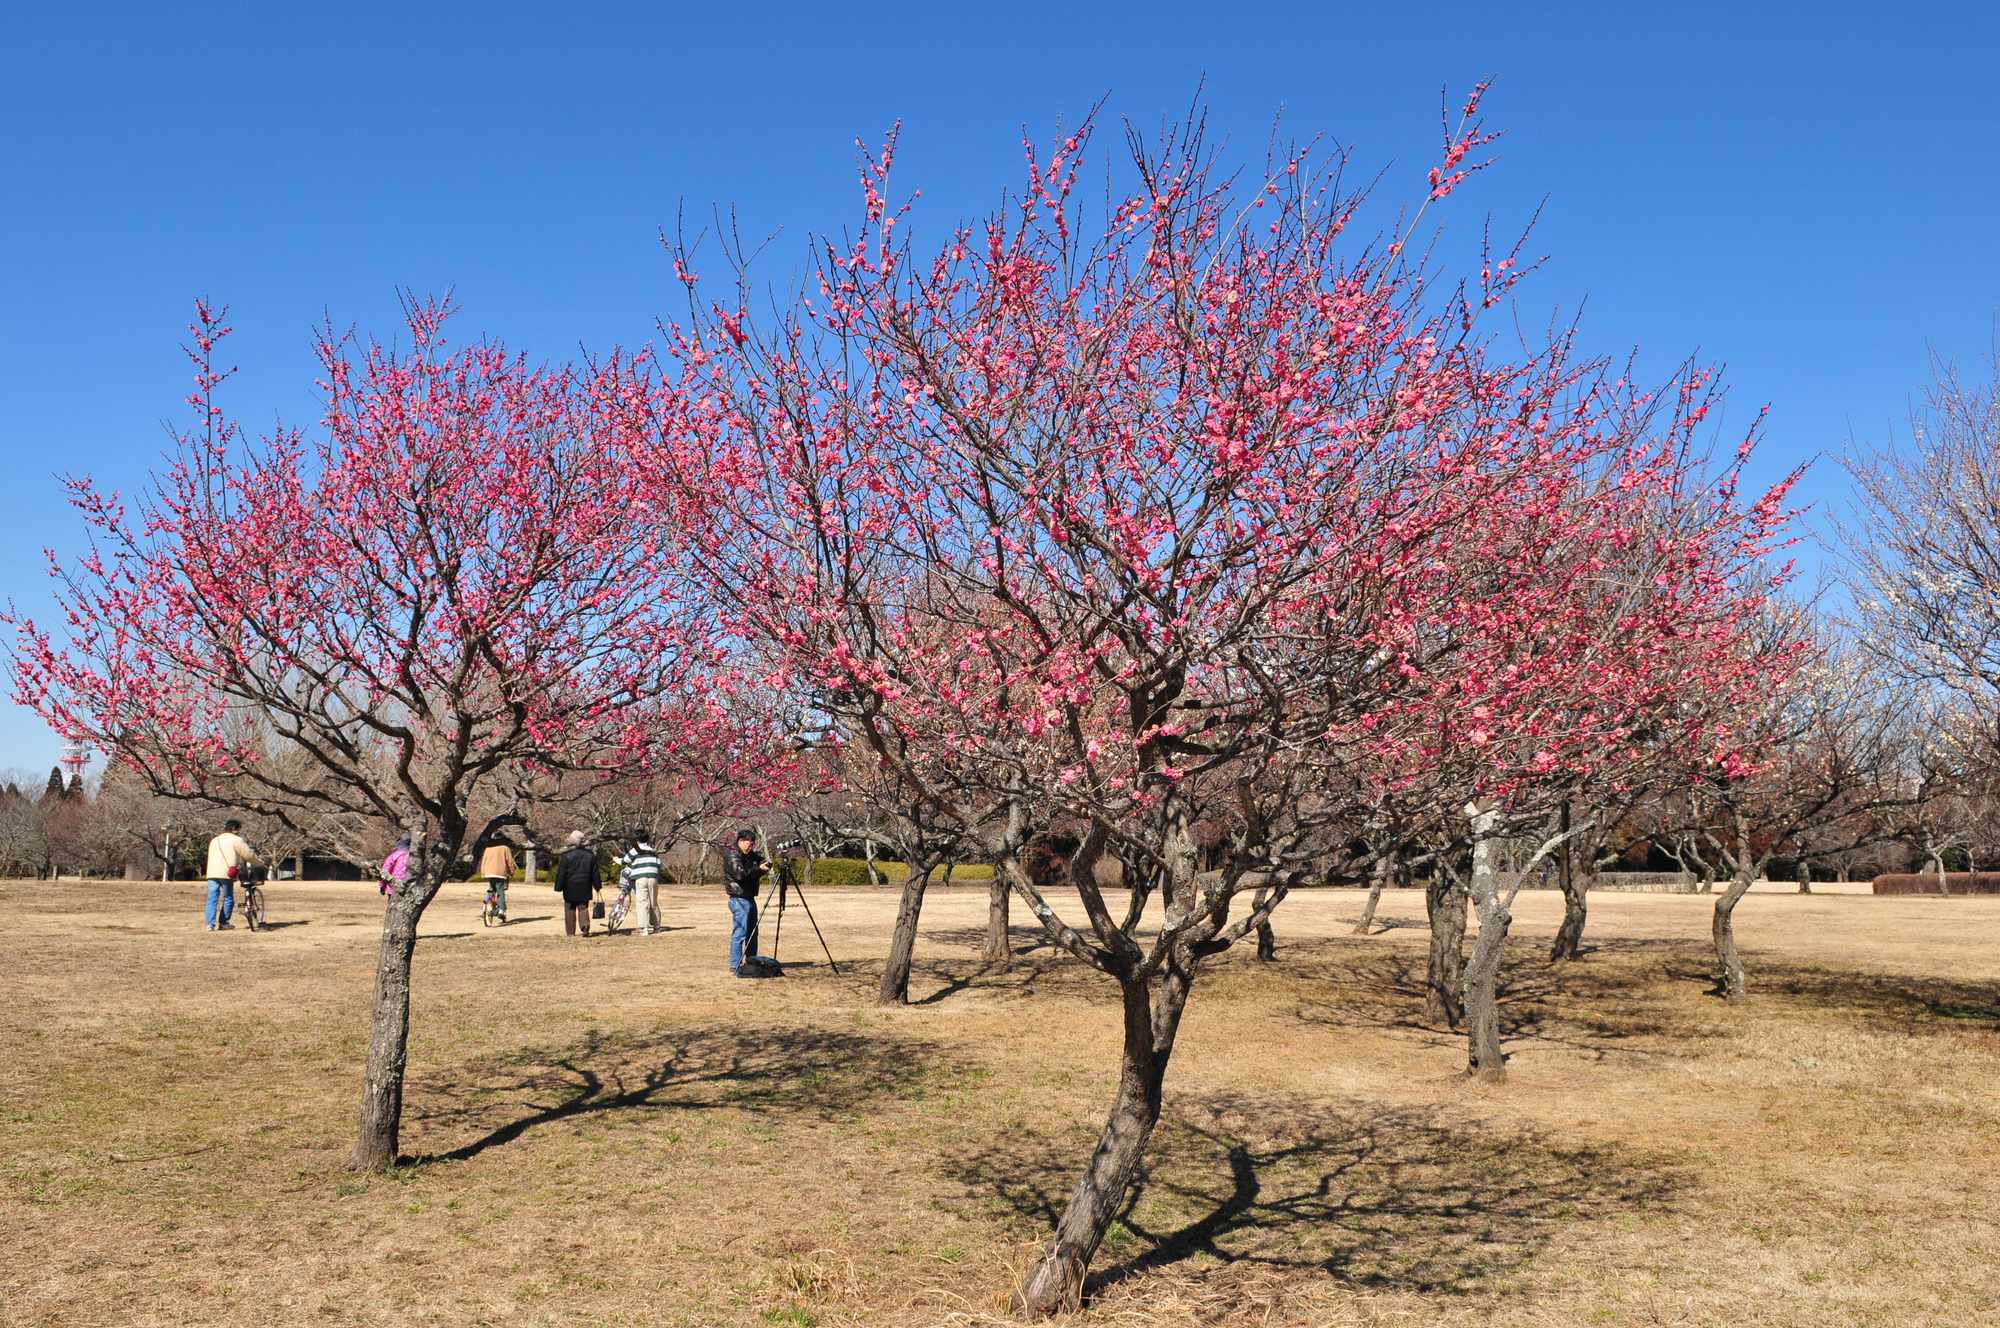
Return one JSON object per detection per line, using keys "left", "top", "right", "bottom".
{"left": 1712, "top": 812, "right": 1758, "bottom": 1003}
{"left": 1461, "top": 805, "right": 1511, "bottom": 1079}
{"left": 1424, "top": 862, "right": 1468, "bottom": 1028}
{"left": 1353, "top": 853, "right": 1391, "bottom": 935}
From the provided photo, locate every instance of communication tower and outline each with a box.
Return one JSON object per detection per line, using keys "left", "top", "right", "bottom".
{"left": 59, "top": 740, "right": 89, "bottom": 787}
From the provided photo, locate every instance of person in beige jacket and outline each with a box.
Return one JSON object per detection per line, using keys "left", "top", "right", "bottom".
{"left": 203, "top": 819, "right": 258, "bottom": 931}
{"left": 477, "top": 840, "right": 515, "bottom": 923}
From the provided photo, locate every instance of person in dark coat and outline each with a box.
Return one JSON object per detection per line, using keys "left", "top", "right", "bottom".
{"left": 554, "top": 830, "right": 599, "bottom": 937}
{"left": 722, "top": 827, "right": 768, "bottom": 975}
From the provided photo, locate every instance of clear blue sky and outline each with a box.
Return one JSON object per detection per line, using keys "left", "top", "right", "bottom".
{"left": 3, "top": 2, "right": 1997, "bottom": 774}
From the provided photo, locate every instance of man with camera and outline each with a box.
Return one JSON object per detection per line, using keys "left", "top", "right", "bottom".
{"left": 722, "top": 827, "right": 771, "bottom": 976}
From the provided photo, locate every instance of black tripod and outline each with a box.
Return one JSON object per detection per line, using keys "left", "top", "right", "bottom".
{"left": 759, "top": 857, "right": 840, "bottom": 973}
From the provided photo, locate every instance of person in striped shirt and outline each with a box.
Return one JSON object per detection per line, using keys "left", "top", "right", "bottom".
{"left": 617, "top": 837, "right": 665, "bottom": 936}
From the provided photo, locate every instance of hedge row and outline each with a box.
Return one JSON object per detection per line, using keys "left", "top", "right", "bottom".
{"left": 1872, "top": 872, "right": 2000, "bottom": 895}
{"left": 779, "top": 857, "right": 998, "bottom": 887}
{"left": 775, "top": 856, "right": 882, "bottom": 886}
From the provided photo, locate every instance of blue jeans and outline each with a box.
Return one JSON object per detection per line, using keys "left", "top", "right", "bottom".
{"left": 205, "top": 878, "right": 235, "bottom": 928}
{"left": 486, "top": 877, "right": 508, "bottom": 915}
{"left": 728, "top": 895, "right": 759, "bottom": 972}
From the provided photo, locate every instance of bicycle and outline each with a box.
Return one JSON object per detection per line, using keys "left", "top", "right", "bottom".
{"left": 602, "top": 879, "right": 634, "bottom": 935}
{"left": 480, "top": 881, "right": 506, "bottom": 927}
{"left": 237, "top": 864, "right": 269, "bottom": 933}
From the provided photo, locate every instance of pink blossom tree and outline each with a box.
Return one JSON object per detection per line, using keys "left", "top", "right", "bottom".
{"left": 1657, "top": 626, "right": 1914, "bottom": 1000}
{"left": 9, "top": 298, "right": 779, "bottom": 1170}
{"left": 1390, "top": 445, "right": 1803, "bottom": 1074}
{"left": 647, "top": 95, "right": 1797, "bottom": 1312}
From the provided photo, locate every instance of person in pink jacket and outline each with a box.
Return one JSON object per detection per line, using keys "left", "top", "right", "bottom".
{"left": 378, "top": 834, "right": 411, "bottom": 897}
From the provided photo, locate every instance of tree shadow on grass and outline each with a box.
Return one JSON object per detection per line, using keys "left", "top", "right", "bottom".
{"left": 921, "top": 924, "right": 1060, "bottom": 959}
{"left": 911, "top": 950, "right": 1107, "bottom": 1007}
{"left": 407, "top": 1024, "right": 956, "bottom": 1165}
{"left": 1355, "top": 912, "right": 1427, "bottom": 934}
{"left": 1650, "top": 949, "right": 2000, "bottom": 1029}
{"left": 808, "top": 926, "right": 1105, "bottom": 1008}
{"left": 1289, "top": 935, "right": 1995, "bottom": 1057}
{"left": 1289, "top": 938, "right": 1717, "bottom": 1064}
{"left": 1753, "top": 963, "right": 2000, "bottom": 1028}
{"left": 943, "top": 1092, "right": 1685, "bottom": 1303}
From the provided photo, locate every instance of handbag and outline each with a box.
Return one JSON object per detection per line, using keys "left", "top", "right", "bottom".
{"left": 591, "top": 899, "right": 605, "bottom": 920}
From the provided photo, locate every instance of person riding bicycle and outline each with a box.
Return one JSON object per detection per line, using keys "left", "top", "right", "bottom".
{"left": 477, "top": 838, "right": 515, "bottom": 923}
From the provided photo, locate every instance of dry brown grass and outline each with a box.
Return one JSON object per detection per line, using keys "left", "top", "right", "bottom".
{"left": 1, "top": 879, "right": 1995, "bottom": 1327}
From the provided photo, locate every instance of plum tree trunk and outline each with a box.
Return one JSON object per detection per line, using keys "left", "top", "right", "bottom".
{"left": 1712, "top": 814, "right": 1757, "bottom": 1003}
{"left": 1550, "top": 865, "right": 1591, "bottom": 962}
{"left": 1424, "top": 867, "right": 1468, "bottom": 1028}
{"left": 982, "top": 872, "right": 1012, "bottom": 967}
{"left": 1464, "top": 921, "right": 1510, "bottom": 1077}
{"left": 1254, "top": 919, "right": 1276, "bottom": 961}
{"left": 1712, "top": 868, "right": 1755, "bottom": 1002}
{"left": 1012, "top": 972, "right": 1188, "bottom": 1317}
{"left": 1549, "top": 803, "right": 1588, "bottom": 962}
{"left": 351, "top": 845, "right": 448, "bottom": 1171}
{"left": 1352, "top": 854, "right": 1390, "bottom": 935}
{"left": 1461, "top": 807, "right": 1509, "bottom": 1078}
{"left": 879, "top": 863, "right": 933, "bottom": 1005}
{"left": 352, "top": 893, "right": 418, "bottom": 1170}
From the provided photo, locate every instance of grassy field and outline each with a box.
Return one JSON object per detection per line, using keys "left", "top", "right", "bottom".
{"left": 1, "top": 878, "right": 1995, "bottom": 1327}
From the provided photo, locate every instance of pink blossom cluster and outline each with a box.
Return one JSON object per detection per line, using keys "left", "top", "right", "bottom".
{"left": 10, "top": 296, "right": 790, "bottom": 830}
{"left": 643, "top": 96, "right": 1801, "bottom": 895}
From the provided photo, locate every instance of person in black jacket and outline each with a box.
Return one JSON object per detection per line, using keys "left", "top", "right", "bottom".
{"left": 555, "top": 830, "right": 599, "bottom": 937}
{"left": 722, "top": 827, "right": 767, "bottom": 974}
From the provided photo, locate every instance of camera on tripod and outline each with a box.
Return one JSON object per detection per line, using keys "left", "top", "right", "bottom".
{"left": 757, "top": 843, "right": 838, "bottom": 974}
